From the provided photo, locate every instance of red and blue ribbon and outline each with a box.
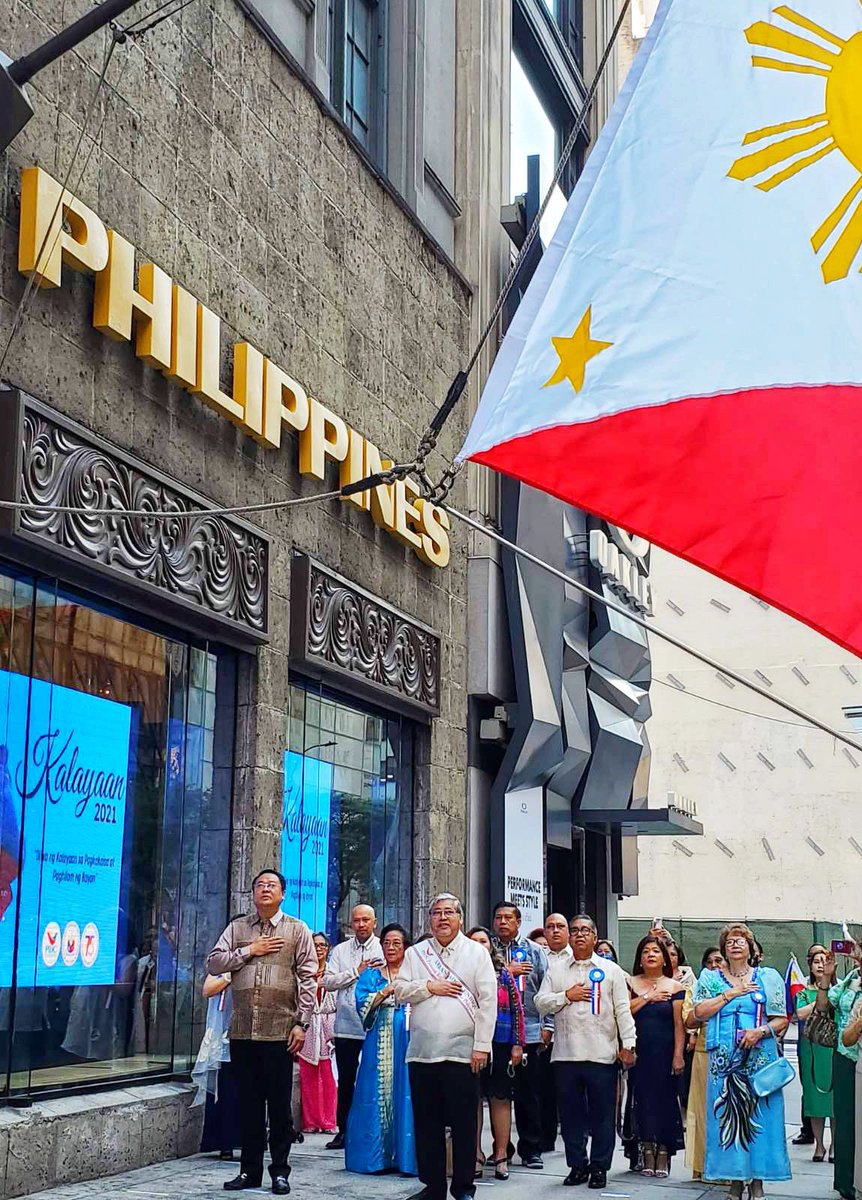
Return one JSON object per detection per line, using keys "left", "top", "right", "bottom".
{"left": 589, "top": 966, "right": 605, "bottom": 1016}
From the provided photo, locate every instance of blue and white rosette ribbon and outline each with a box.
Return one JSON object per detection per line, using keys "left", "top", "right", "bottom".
{"left": 753, "top": 990, "right": 765, "bottom": 1028}
{"left": 589, "top": 966, "right": 605, "bottom": 1016}
{"left": 511, "top": 944, "right": 529, "bottom": 993}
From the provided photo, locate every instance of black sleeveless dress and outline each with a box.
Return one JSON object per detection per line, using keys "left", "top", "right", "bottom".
{"left": 622, "top": 995, "right": 686, "bottom": 1165}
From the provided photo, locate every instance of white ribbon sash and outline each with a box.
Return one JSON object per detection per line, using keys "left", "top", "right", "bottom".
{"left": 416, "top": 940, "right": 480, "bottom": 1024}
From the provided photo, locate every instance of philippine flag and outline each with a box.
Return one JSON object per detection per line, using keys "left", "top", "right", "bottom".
{"left": 460, "top": 0, "right": 862, "bottom": 656}
{"left": 785, "top": 956, "right": 807, "bottom": 1018}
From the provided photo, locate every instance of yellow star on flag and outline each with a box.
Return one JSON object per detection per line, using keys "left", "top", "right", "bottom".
{"left": 543, "top": 306, "right": 613, "bottom": 393}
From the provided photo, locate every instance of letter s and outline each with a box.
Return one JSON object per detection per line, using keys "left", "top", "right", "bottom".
{"left": 415, "top": 500, "right": 450, "bottom": 568}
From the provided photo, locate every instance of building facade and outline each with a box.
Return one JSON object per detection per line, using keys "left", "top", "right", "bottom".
{"left": 0, "top": 0, "right": 477, "bottom": 1187}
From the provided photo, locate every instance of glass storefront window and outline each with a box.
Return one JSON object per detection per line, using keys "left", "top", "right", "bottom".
{"left": 0, "top": 562, "right": 235, "bottom": 1097}
{"left": 282, "top": 681, "right": 412, "bottom": 939}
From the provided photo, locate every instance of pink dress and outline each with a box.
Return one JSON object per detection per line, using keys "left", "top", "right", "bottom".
{"left": 298, "top": 981, "right": 337, "bottom": 1132}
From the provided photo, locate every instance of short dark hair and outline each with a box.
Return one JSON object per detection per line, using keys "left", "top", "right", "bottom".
{"left": 666, "top": 940, "right": 687, "bottom": 966}
{"left": 252, "top": 868, "right": 286, "bottom": 893}
{"left": 380, "top": 922, "right": 412, "bottom": 947}
{"left": 569, "top": 914, "right": 597, "bottom": 933}
{"left": 701, "top": 945, "right": 723, "bottom": 968}
{"left": 595, "top": 939, "right": 618, "bottom": 963}
{"left": 631, "top": 934, "right": 674, "bottom": 979}
{"left": 493, "top": 901, "right": 521, "bottom": 920}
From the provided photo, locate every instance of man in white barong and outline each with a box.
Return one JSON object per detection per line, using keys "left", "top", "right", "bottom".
{"left": 536, "top": 913, "right": 636, "bottom": 1191}
{"left": 394, "top": 894, "right": 497, "bottom": 1200}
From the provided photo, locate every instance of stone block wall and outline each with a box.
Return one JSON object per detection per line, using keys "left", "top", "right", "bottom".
{"left": 0, "top": 0, "right": 473, "bottom": 934}
{"left": 0, "top": 1083, "right": 201, "bottom": 1198}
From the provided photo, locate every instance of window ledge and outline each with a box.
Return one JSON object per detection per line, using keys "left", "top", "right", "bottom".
{"left": 424, "top": 161, "right": 462, "bottom": 219}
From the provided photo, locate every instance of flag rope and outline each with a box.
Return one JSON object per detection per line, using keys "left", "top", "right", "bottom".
{"left": 341, "top": 0, "right": 634, "bottom": 508}
{"left": 443, "top": 502, "right": 862, "bottom": 756}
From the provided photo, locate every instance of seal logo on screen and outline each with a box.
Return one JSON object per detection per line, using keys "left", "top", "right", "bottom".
{"left": 62, "top": 920, "right": 81, "bottom": 967}
{"left": 81, "top": 922, "right": 99, "bottom": 968}
{"left": 41, "top": 921, "right": 61, "bottom": 967}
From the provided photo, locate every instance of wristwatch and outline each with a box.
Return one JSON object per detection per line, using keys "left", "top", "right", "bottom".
{"left": 298, "top": 1020, "right": 310, "bottom": 1031}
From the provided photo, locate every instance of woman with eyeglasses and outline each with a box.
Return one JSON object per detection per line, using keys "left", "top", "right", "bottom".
{"left": 622, "top": 934, "right": 686, "bottom": 1179}
{"left": 345, "top": 923, "right": 417, "bottom": 1177}
{"left": 467, "top": 926, "right": 525, "bottom": 1181}
{"left": 794, "top": 945, "right": 835, "bottom": 1163}
{"left": 693, "top": 923, "right": 791, "bottom": 1199}
{"left": 683, "top": 946, "right": 725, "bottom": 1180}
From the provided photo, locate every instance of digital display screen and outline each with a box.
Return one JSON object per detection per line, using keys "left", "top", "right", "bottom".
{"left": 281, "top": 750, "right": 333, "bottom": 931}
{"left": 0, "top": 669, "right": 132, "bottom": 987}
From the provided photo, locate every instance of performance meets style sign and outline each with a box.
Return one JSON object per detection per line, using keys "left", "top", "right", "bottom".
{"left": 281, "top": 751, "right": 333, "bottom": 932}
{"left": 503, "top": 787, "right": 545, "bottom": 931}
{"left": 0, "top": 669, "right": 132, "bottom": 987}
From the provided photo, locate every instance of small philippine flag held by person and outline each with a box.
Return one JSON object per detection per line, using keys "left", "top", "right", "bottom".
{"left": 785, "top": 956, "right": 807, "bottom": 1017}
{"left": 459, "top": 0, "right": 862, "bottom": 657}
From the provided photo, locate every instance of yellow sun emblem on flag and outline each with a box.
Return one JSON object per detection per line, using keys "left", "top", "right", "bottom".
{"left": 729, "top": 4, "right": 862, "bottom": 283}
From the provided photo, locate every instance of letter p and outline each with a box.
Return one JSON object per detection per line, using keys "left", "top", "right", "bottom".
{"left": 18, "top": 167, "right": 109, "bottom": 289}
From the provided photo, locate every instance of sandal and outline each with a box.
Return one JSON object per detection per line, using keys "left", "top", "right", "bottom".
{"left": 813, "top": 1151, "right": 826, "bottom": 1163}
{"left": 655, "top": 1149, "right": 669, "bottom": 1179}
{"left": 491, "top": 1157, "right": 509, "bottom": 1181}
{"left": 474, "top": 1156, "right": 485, "bottom": 1181}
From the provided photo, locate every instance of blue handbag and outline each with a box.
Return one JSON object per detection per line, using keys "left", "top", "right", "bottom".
{"left": 751, "top": 1053, "right": 795, "bottom": 1098}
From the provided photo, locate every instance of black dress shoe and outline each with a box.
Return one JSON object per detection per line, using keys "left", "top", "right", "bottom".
{"left": 325, "top": 1132, "right": 345, "bottom": 1150}
{"left": 406, "top": 1190, "right": 445, "bottom": 1200}
{"left": 521, "top": 1154, "right": 544, "bottom": 1169}
{"left": 792, "top": 1131, "right": 815, "bottom": 1145}
{"left": 587, "top": 1170, "right": 607, "bottom": 1190}
{"left": 272, "top": 1176, "right": 290, "bottom": 1195}
{"left": 224, "top": 1173, "right": 262, "bottom": 1191}
{"left": 563, "top": 1168, "right": 589, "bottom": 1186}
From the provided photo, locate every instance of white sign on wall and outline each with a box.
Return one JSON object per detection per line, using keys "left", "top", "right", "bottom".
{"left": 504, "top": 787, "right": 545, "bottom": 931}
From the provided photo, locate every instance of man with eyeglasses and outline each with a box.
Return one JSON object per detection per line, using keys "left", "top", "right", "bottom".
{"left": 537, "top": 914, "right": 636, "bottom": 1191}
{"left": 207, "top": 868, "right": 318, "bottom": 1195}
{"left": 394, "top": 893, "right": 497, "bottom": 1200}
{"left": 537, "top": 914, "right": 573, "bottom": 1152}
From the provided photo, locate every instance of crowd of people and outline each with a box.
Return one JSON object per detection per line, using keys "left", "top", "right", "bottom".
{"left": 195, "top": 869, "right": 862, "bottom": 1200}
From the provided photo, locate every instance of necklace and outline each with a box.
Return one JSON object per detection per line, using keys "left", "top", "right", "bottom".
{"left": 727, "top": 965, "right": 753, "bottom": 981}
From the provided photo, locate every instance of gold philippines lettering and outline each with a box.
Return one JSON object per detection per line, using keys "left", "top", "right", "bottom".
{"left": 18, "top": 166, "right": 450, "bottom": 569}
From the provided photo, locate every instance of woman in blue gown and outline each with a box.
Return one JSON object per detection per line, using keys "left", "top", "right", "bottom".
{"left": 693, "top": 923, "right": 791, "bottom": 1200}
{"left": 345, "top": 923, "right": 417, "bottom": 1176}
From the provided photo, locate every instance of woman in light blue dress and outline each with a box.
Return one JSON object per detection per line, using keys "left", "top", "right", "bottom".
{"left": 693, "top": 923, "right": 791, "bottom": 1200}
{"left": 345, "top": 923, "right": 417, "bottom": 1176}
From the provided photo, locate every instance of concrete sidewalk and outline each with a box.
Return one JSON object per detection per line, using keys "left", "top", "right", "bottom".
{"left": 24, "top": 1131, "right": 837, "bottom": 1200}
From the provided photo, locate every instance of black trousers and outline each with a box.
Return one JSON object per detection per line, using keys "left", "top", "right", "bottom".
{"left": 555, "top": 1060, "right": 618, "bottom": 1172}
{"left": 230, "top": 1039, "right": 294, "bottom": 1181}
{"left": 537, "top": 1045, "right": 559, "bottom": 1150}
{"left": 334, "top": 1036, "right": 363, "bottom": 1134}
{"left": 409, "top": 1060, "right": 479, "bottom": 1199}
{"left": 513, "top": 1042, "right": 544, "bottom": 1158}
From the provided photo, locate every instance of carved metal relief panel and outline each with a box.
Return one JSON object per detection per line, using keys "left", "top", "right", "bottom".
{"left": 0, "top": 390, "right": 269, "bottom": 646}
{"left": 291, "top": 555, "right": 440, "bottom": 721}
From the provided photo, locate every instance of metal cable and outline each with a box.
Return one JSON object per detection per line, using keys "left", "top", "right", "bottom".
{"left": 122, "top": 0, "right": 200, "bottom": 37}
{"left": 464, "top": 0, "right": 633, "bottom": 382}
{"left": 0, "top": 489, "right": 342, "bottom": 520}
{"left": 403, "top": 0, "right": 634, "bottom": 505}
{"left": 0, "top": 34, "right": 121, "bottom": 378}
{"left": 444, "top": 502, "right": 862, "bottom": 755}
